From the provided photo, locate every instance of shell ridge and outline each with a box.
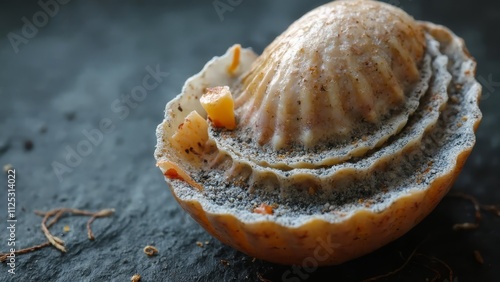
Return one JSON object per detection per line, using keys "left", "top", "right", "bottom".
{"left": 156, "top": 1, "right": 482, "bottom": 266}
{"left": 206, "top": 35, "right": 453, "bottom": 197}
{"left": 214, "top": 47, "right": 433, "bottom": 169}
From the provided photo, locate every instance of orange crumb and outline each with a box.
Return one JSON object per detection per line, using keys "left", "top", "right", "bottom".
{"left": 254, "top": 203, "right": 273, "bottom": 215}
{"left": 201, "top": 86, "right": 236, "bottom": 130}
{"left": 158, "top": 161, "right": 203, "bottom": 191}
{"left": 227, "top": 45, "right": 241, "bottom": 75}
{"left": 165, "top": 168, "right": 183, "bottom": 181}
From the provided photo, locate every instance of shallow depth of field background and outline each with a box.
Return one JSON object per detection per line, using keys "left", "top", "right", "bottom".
{"left": 0, "top": 1, "right": 499, "bottom": 281}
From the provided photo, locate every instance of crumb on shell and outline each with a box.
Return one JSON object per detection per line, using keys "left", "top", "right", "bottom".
{"left": 254, "top": 203, "right": 273, "bottom": 215}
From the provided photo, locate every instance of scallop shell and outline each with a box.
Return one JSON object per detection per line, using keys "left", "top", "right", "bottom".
{"left": 155, "top": 0, "right": 481, "bottom": 265}
{"left": 230, "top": 0, "right": 430, "bottom": 168}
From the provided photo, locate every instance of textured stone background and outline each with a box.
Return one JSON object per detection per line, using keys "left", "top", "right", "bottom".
{"left": 0, "top": 0, "right": 499, "bottom": 281}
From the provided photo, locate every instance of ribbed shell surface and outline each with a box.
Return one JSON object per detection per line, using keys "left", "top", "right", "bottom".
{"left": 234, "top": 0, "right": 426, "bottom": 153}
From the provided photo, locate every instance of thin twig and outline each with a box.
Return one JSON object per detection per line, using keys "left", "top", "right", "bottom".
{"left": 362, "top": 241, "right": 423, "bottom": 282}
{"left": 36, "top": 208, "right": 115, "bottom": 243}
{"left": 86, "top": 209, "right": 115, "bottom": 240}
{"left": 257, "top": 272, "right": 272, "bottom": 282}
{"left": 481, "top": 205, "right": 500, "bottom": 217}
{"left": 0, "top": 242, "right": 51, "bottom": 262}
{"left": 41, "top": 209, "right": 67, "bottom": 252}
{"left": 421, "top": 264, "right": 441, "bottom": 282}
{"left": 87, "top": 217, "right": 98, "bottom": 240}
{"left": 447, "top": 192, "right": 481, "bottom": 230}
{"left": 430, "top": 256, "right": 454, "bottom": 282}
{"left": 35, "top": 208, "right": 97, "bottom": 218}
{"left": 1, "top": 207, "right": 114, "bottom": 263}
{"left": 47, "top": 209, "right": 66, "bottom": 228}
{"left": 417, "top": 254, "right": 453, "bottom": 282}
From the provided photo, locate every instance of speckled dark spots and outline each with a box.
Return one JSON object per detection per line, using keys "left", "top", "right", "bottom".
{"left": 24, "top": 140, "right": 34, "bottom": 151}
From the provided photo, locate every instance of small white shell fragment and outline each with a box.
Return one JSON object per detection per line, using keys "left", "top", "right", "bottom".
{"left": 168, "top": 110, "right": 208, "bottom": 165}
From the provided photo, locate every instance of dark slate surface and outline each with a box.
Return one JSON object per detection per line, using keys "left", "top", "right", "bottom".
{"left": 0, "top": 1, "right": 499, "bottom": 281}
